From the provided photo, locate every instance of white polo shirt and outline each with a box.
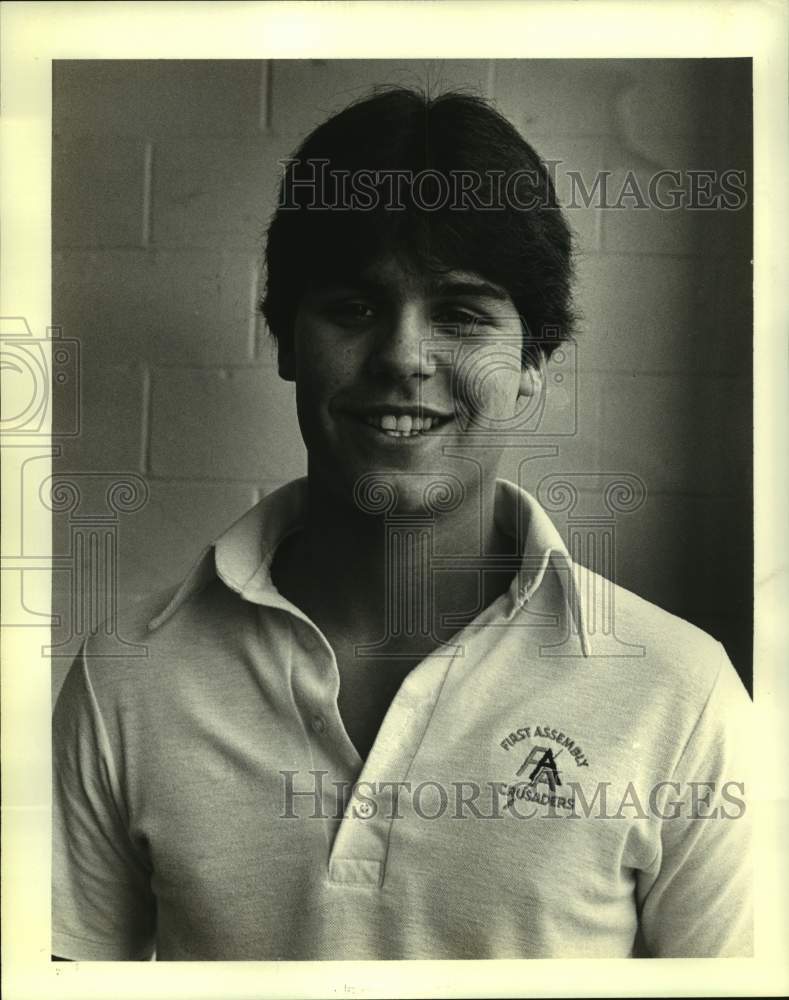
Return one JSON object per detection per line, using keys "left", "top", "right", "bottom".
{"left": 52, "top": 478, "right": 752, "bottom": 960}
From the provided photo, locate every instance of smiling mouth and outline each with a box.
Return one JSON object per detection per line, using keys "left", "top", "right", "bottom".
{"left": 352, "top": 412, "right": 453, "bottom": 438}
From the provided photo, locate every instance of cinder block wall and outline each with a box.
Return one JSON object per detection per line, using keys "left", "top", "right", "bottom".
{"left": 52, "top": 59, "right": 752, "bottom": 696}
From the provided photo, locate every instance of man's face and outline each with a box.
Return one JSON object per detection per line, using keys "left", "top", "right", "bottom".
{"left": 280, "top": 254, "right": 542, "bottom": 513}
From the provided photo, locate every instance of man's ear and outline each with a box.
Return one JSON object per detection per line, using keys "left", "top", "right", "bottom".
{"left": 518, "top": 363, "right": 544, "bottom": 401}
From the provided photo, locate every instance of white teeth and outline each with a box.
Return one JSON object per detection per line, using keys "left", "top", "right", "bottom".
{"left": 361, "top": 412, "right": 446, "bottom": 435}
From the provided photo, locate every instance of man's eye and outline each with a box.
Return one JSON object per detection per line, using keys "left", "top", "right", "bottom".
{"left": 432, "top": 308, "right": 480, "bottom": 329}
{"left": 327, "top": 301, "right": 375, "bottom": 324}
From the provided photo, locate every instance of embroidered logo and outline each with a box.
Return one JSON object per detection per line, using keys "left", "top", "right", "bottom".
{"left": 498, "top": 723, "right": 592, "bottom": 813}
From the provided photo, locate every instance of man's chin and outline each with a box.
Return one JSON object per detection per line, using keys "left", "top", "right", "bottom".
{"left": 348, "top": 469, "right": 468, "bottom": 519}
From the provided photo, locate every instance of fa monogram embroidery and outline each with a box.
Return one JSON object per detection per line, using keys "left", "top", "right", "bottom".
{"left": 498, "top": 723, "right": 592, "bottom": 812}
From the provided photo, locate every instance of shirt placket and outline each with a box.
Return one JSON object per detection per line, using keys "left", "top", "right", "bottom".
{"left": 284, "top": 617, "right": 359, "bottom": 839}
{"left": 326, "top": 651, "right": 455, "bottom": 888}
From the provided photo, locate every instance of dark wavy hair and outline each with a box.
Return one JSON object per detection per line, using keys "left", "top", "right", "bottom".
{"left": 260, "top": 87, "right": 576, "bottom": 367}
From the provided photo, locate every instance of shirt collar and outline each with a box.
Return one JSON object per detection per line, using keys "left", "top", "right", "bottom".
{"left": 149, "top": 477, "right": 590, "bottom": 656}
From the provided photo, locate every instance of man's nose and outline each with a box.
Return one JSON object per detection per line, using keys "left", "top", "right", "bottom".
{"left": 367, "top": 305, "right": 438, "bottom": 380}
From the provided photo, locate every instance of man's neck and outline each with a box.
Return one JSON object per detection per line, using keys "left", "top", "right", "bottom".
{"left": 272, "top": 476, "right": 518, "bottom": 650}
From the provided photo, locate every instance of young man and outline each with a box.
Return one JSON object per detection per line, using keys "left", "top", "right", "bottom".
{"left": 53, "top": 88, "right": 752, "bottom": 960}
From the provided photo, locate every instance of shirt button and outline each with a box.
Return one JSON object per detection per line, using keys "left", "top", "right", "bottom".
{"left": 311, "top": 715, "right": 326, "bottom": 734}
{"left": 356, "top": 801, "right": 374, "bottom": 818}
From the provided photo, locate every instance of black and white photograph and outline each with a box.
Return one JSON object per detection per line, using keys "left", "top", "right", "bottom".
{"left": 2, "top": 2, "right": 787, "bottom": 998}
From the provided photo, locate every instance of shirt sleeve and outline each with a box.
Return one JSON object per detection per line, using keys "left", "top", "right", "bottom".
{"left": 636, "top": 643, "right": 753, "bottom": 957}
{"left": 52, "top": 649, "right": 156, "bottom": 960}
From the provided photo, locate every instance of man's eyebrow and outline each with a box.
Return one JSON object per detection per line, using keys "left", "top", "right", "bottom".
{"left": 311, "top": 275, "right": 510, "bottom": 301}
{"left": 428, "top": 278, "right": 510, "bottom": 300}
{"left": 311, "top": 275, "right": 381, "bottom": 295}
